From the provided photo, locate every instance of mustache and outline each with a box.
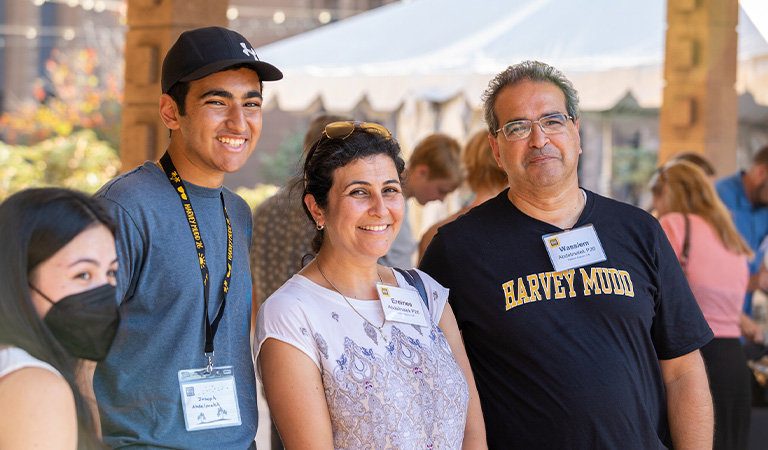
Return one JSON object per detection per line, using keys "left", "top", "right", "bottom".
{"left": 524, "top": 146, "right": 560, "bottom": 159}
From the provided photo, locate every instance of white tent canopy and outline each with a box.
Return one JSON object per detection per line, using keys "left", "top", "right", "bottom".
{"left": 257, "top": 0, "right": 768, "bottom": 114}
{"left": 252, "top": 0, "right": 768, "bottom": 249}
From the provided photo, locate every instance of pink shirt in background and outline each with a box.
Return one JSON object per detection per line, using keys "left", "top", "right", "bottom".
{"left": 659, "top": 212, "right": 749, "bottom": 338}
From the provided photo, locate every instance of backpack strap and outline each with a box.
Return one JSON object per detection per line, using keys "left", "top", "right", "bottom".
{"left": 393, "top": 268, "right": 429, "bottom": 309}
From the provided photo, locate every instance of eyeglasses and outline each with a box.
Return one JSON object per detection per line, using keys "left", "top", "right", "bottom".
{"left": 495, "top": 113, "right": 573, "bottom": 141}
{"left": 322, "top": 121, "right": 391, "bottom": 140}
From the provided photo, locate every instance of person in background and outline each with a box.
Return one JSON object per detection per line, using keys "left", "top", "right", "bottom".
{"left": 379, "top": 133, "right": 462, "bottom": 268}
{"left": 716, "top": 145, "right": 768, "bottom": 320}
{"left": 254, "top": 121, "right": 486, "bottom": 449}
{"left": 251, "top": 113, "right": 349, "bottom": 314}
{"left": 674, "top": 152, "right": 716, "bottom": 180}
{"left": 646, "top": 153, "right": 715, "bottom": 218}
{"left": 420, "top": 60, "right": 713, "bottom": 449}
{"left": 651, "top": 160, "right": 753, "bottom": 450}
{"left": 0, "top": 187, "right": 120, "bottom": 450}
{"left": 652, "top": 153, "right": 760, "bottom": 342}
{"left": 418, "top": 130, "right": 508, "bottom": 261}
{"left": 93, "top": 26, "right": 282, "bottom": 448}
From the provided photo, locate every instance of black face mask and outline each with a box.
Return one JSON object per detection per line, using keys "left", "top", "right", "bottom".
{"left": 31, "top": 283, "right": 120, "bottom": 361}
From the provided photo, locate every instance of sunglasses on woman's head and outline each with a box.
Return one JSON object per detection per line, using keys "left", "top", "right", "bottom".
{"left": 322, "top": 121, "right": 392, "bottom": 140}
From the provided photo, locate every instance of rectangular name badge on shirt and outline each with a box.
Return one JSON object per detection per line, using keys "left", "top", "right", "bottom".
{"left": 178, "top": 366, "right": 242, "bottom": 431}
{"left": 542, "top": 224, "right": 607, "bottom": 273}
{"left": 377, "top": 284, "right": 430, "bottom": 327}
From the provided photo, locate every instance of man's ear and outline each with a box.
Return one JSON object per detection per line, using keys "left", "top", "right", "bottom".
{"left": 305, "top": 193, "right": 324, "bottom": 227}
{"left": 574, "top": 117, "right": 582, "bottom": 155}
{"left": 489, "top": 133, "right": 503, "bottom": 168}
{"left": 159, "top": 94, "right": 182, "bottom": 131}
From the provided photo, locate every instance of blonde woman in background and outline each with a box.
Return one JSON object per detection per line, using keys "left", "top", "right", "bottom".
{"left": 650, "top": 160, "right": 753, "bottom": 450}
{"left": 418, "top": 130, "right": 508, "bottom": 261}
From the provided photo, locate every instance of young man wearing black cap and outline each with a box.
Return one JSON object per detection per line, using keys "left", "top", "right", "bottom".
{"left": 93, "top": 27, "right": 282, "bottom": 449}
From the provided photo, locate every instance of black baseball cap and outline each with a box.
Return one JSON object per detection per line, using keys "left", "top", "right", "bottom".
{"left": 161, "top": 26, "right": 283, "bottom": 94}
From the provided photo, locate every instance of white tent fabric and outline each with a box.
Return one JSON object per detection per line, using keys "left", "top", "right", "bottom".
{"left": 256, "top": 0, "right": 768, "bottom": 114}
{"left": 253, "top": 0, "right": 768, "bottom": 252}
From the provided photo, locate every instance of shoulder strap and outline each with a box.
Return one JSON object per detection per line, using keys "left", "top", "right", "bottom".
{"left": 393, "top": 268, "right": 429, "bottom": 308}
{"left": 680, "top": 213, "right": 690, "bottom": 273}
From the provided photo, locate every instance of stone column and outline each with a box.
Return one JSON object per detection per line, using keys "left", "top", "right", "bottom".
{"left": 121, "top": 0, "right": 227, "bottom": 171}
{"left": 658, "top": 0, "right": 738, "bottom": 175}
{"left": 2, "top": 0, "right": 40, "bottom": 112}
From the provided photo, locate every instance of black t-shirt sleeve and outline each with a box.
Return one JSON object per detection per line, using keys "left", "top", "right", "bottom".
{"left": 420, "top": 231, "right": 467, "bottom": 330}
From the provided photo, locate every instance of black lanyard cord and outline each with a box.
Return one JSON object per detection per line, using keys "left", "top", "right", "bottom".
{"left": 160, "top": 152, "right": 233, "bottom": 359}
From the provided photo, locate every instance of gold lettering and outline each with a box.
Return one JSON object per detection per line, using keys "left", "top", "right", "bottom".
{"left": 608, "top": 269, "right": 624, "bottom": 295}
{"left": 563, "top": 269, "right": 576, "bottom": 297}
{"left": 581, "top": 267, "right": 601, "bottom": 295}
{"left": 527, "top": 274, "right": 542, "bottom": 302}
{"left": 538, "top": 273, "right": 552, "bottom": 299}
{"left": 517, "top": 277, "right": 530, "bottom": 304}
{"left": 598, "top": 268, "right": 613, "bottom": 294}
{"left": 227, "top": 223, "right": 233, "bottom": 261}
{"left": 553, "top": 272, "right": 565, "bottom": 299}
{"left": 503, "top": 280, "right": 516, "bottom": 310}
{"left": 620, "top": 270, "right": 634, "bottom": 297}
{"left": 184, "top": 204, "right": 196, "bottom": 223}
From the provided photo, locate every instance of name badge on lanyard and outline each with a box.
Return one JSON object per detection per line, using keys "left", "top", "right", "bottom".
{"left": 542, "top": 224, "right": 607, "bottom": 272}
{"left": 178, "top": 366, "right": 242, "bottom": 431}
{"left": 159, "top": 152, "right": 242, "bottom": 431}
{"left": 377, "top": 284, "right": 429, "bottom": 327}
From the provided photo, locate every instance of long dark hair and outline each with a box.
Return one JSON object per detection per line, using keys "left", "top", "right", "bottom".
{"left": 0, "top": 187, "right": 114, "bottom": 449}
{"left": 302, "top": 124, "right": 405, "bottom": 253}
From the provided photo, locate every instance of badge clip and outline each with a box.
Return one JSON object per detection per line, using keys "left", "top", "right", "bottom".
{"left": 205, "top": 351, "right": 214, "bottom": 373}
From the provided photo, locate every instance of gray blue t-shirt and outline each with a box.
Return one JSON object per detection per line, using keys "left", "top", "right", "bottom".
{"left": 94, "top": 162, "right": 257, "bottom": 449}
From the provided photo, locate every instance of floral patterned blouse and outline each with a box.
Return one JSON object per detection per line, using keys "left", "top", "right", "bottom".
{"left": 254, "top": 269, "right": 469, "bottom": 449}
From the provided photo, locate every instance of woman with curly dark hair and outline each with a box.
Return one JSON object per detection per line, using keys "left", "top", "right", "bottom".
{"left": 254, "top": 122, "right": 486, "bottom": 449}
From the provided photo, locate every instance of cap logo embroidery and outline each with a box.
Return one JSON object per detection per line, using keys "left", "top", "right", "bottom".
{"left": 240, "top": 43, "right": 258, "bottom": 61}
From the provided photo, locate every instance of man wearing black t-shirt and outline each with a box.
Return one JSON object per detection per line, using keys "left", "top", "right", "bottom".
{"left": 420, "top": 60, "right": 714, "bottom": 449}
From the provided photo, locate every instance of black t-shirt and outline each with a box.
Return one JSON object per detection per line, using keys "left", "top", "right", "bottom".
{"left": 420, "top": 188, "right": 713, "bottom": 449}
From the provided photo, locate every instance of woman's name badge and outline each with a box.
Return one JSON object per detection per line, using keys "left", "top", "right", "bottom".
{"left": 377, "top": 284, "right": 429, "bottom": 327}
{"left": 178, "top": 366, "right": 242, "bottom": 431}
{"left": 542, "top": 224, "right": 607, "bottom": 272}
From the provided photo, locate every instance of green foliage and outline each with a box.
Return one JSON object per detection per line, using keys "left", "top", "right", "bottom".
{"left": 0, "top": 47, "right": 122, "bottom": 150}
{"left": 259, "top": 130, "right": 305, "bottom": 185}
{"left": 611, "top": 145, "right": 658, "bottom": 206}
{"left": 0, "top": 130, "right": 120, "bottom": 200}
{"left": 235, "top": 184, "right": 280, "bottom": 212}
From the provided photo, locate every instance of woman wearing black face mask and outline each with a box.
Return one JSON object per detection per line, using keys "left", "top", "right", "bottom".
{"left": 0, "top": 187, "right": 119, "bottom": 450}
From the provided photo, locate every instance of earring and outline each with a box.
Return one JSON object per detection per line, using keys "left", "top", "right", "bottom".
{"left": 316, "top": 223, "right": 324, "bottom": 231}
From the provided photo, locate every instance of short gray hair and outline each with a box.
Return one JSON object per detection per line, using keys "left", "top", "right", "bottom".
{"left": 482, "top": 60, "right": 580, "bottom": 135}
